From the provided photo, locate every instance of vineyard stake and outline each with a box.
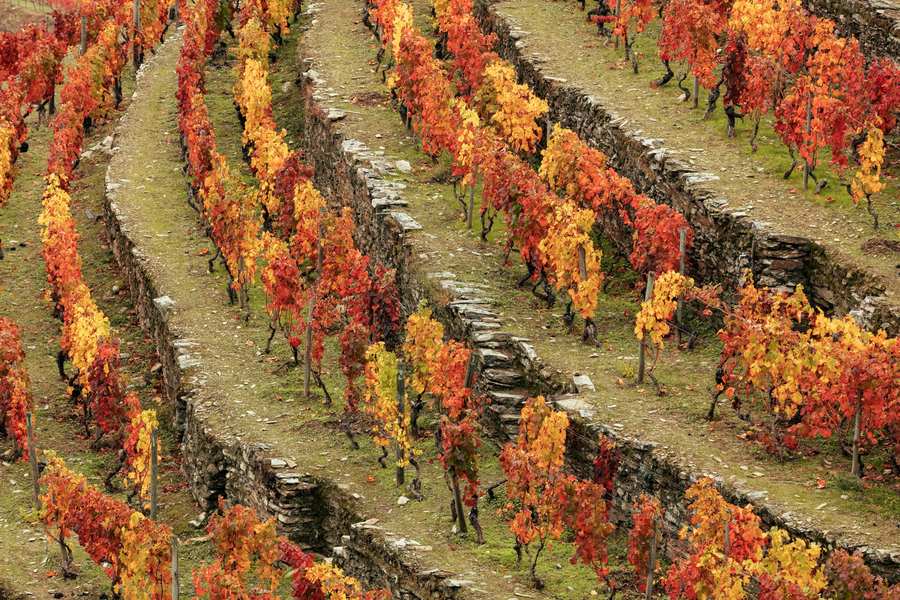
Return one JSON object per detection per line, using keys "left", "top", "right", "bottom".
{"left": 171, "top": 535, "right": 180, "bottom": 599}
{"left": 614, "top": 0, "right": 621, "bottom": 50}
{"left": 644, "top": 518, "right": 658, "bottom": 599}
{"left": 464, "top": 351, "right": 477, "bottom": 389}
{"left": 723, "top": 515, "right": 731, "bottom": 558}
{"left": 577, "top": 244, "right": 588, "bottom": 281}
{"left": 305, "top": 236, "right": 324, "bottom": 401}
{"left": 637, "top": 272, "right": 655, "bottom": 384}
{"left": 150, "top": 428, "right": 158, "bottom": 520}
{"left": 850, "top": 397, "right": 862, "bottom": 477}
{"left": 803, "top": 92, "right": 812, "bottom": 191}
{"left": 26, "top": 413, "right": 40, "bottom": 510}
{"left": 395, "top": 362, "right": 405, "bottom": 487}
{"left": 79, "top": 16, "right": 87, "bottom": 55}
{"left": 692, "top": 77, "right": 699, "bottom": 109}
{"left": 675, "top": 228, "right": 686, "bottom": 346}
{"left": 467, "top": 167, "right": 477, "bottom": 230}
{"left": 304, "top": 292, "right": 313, "bottom": 399}
{"left": 133, "top": 0, "right": 142, "bottom": 71}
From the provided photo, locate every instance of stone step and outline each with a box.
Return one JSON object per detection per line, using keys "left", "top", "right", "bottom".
{"left": 486, "top": 388, "right": 529, "bottom": 407}
{"left": 481, "top": 368, "right": 525, "bottom": 388}
{"left": 485, "top": 405, "right": 520, "bottom": 442}
{"left": 475, "top": 347, "right": 514, "bottom": 369}
{"left": 452, "top": 303, "right": 499, "bottom": 321}
{"left": 499, "top": 412, "right": 521, "bottom": 424}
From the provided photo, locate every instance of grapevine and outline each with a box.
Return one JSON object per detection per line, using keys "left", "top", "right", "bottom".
{"left": 0, "top": 317, "right": 33, "bottom": 460}
{"left": 40, "top": 451, "right": 172, "bottom": 594}
{"left": 627, "top": 494, "right": 662, "bottom": 593}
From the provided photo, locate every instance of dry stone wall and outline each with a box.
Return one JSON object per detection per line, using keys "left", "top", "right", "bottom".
{"left": 473, "top": 0, "right": 900, "bottom": 338}
{"left": 104, "top": 122, "right": 474, "bottom": 600}
{"left": 804, "top": 0, "right": 900, "bottom": 60}
{"left": 295, "top": 1, "right": 900, "bottom": 582}
{"left": 99, "top": 29, "right": 474, "bottom": 600}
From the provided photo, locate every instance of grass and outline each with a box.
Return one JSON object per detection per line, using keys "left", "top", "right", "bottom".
{"left": 0, "top": 33, "right": 214, "bottom": 598}
{"left": 164, "top": 10, "right": 652, "bottom": 598}
{"left": 300, "top": 0, "right": 900, "bottom": 557}
{"left": 488, "top": 0, "right": 899, "bottom": 294}
{"left": 0, "top": 0, "right": 53, "bottom": 32}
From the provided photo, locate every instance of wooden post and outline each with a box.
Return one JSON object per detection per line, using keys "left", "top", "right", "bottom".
{"left": 26, "top": 413, "right": 40, "bottom": 511}
{"left": 803, "top": 92, "right": 812, "bottom": 191}
{"left": 305, "top": 236, "right": 323, "bottom": 401}
{"left": 171, "top": 535, "right": 180, "bottom": 599}
{"left": 395, "top": 362, "right": 405, "bottom": 487}
{"left": 303, "top": 292, "right": 314, "bottom": 399}
{"left": 150, "top": 428, "right": 159, "bottom": 519}
{"left": 723, "top": 515, "right": 731, "bottom": 558}
{"left": 675, "top": 228, "right": 686, "bottom": 346}
{"left": 467, "top": 167, "right": 477, "bottom": 230}
{"left": 644, "top": 519, "right": 658, "bottom": 600}
{"left": 451, "top": 473, "right": 468, "bottom": 535}
{"left": 79, "top": 16, "right": 87, "bottom": 55}
{"left": 48, "top": 83, "right": 55, "bottom": 115}
{"left": 637, "top": 273, "right": 655, "bottom": 384}
{"left": 850, "top": 397, "right": 862, "bottom": 477}
{"left": 614, "top": 0, "right": 621, "bottom": 50}
{"left": 133, "top": 0, "right": 142, "bottom": 71}
{"left": 577, "top": 244, "right": 588, "bottom": 281}
{"left": 692, "top": 77, "right": 699, "bottom": 109}
{"left": 464, "top": 352, "right": 477, "bottom": 389}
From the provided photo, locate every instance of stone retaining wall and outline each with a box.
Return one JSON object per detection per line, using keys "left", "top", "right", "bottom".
{"left": 99, "top": 33, "right": 472, "bottom": 600}
{"left": 104, "top": 139, "right": 474, "bottom": 600}
{"left": 473, "top": 0, "right": 900, "bottom": 338}
{"left": 804, "top": 0, "right": 900, "bottom": 60}
{"left": 294, "top": 2, "right": 899, "bottom": 581}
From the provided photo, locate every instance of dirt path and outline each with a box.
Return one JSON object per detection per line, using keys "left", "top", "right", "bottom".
{"left": 100, "top": 16, "right": 641, "bottom": 600}
{"left": 298, "top": 0, "right": 900, "bottom": 569}
{"left": 0, "top": 0, "right": 52, "bottom": 32}
{"left": 0, "top": 31, "right": 212, "bottom": 598}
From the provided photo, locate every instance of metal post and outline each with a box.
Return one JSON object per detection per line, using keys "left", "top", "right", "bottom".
{"left": 395, "top": 362, "right": 405, "bottom": 487}
{"left": 305, "top": 237, "right": 323, "bottom": 401}
{"left": 851, "top": 398, "right": 862, "bottom": 477}
{"left": 150, "top": 428, "right": 158, "bottom": 520}
{"left": 803, "top": 93, "right": 812, "bottom": 191}
{"left": 675, "top": 228, "right": 686, "bottom": 346}
{"left": 304, "top": 293, "right": 313, "bottom": 399}
{"left": 614, "top": 0, "right": 621, "bottom": 50}
{"left": 171, "top": 536, "right": 180, "bottom": 599}
{"left": 133, "top": 0, "right": 142, "bottom": 71}
{"left": 637, "top": 272, "right": 655, "bottom": 384}
{"left": 26, "top": 413, "right": 40, "bottom": 510}
{"left": 467, "top": 168, "right": 477, "bottom": 230}
{"left": 80, "top": 16, "right": 87, "bottom": 55}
